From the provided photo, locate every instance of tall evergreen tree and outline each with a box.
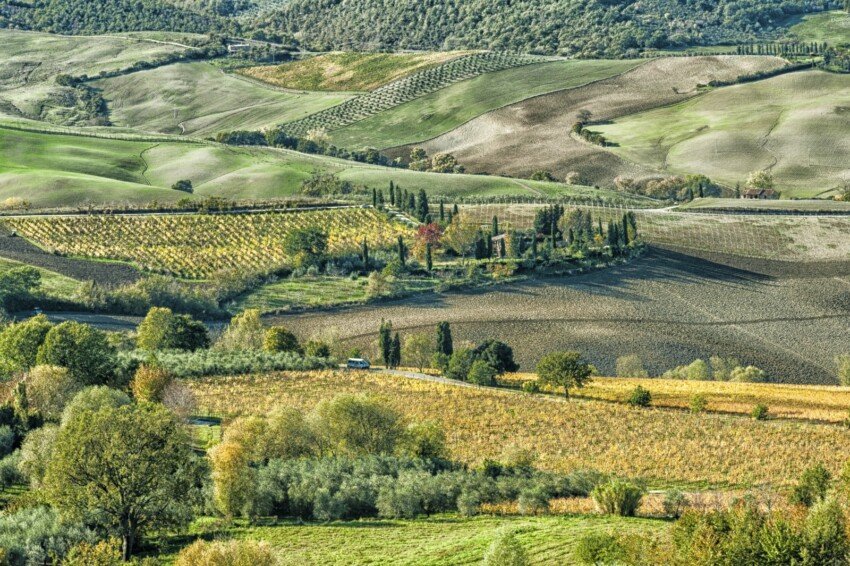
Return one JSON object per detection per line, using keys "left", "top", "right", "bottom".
{"left": 390, "top": 333, "right": 402, "bottom": 369}
{"left": 389, "top": 181, "right": 395, "bottom": 206}
{"left": 372, "top": 188, "right": 377, "bottom": 208}
{"left": 622, "top": 214, "right": 630, "bottom": 246}
{"left": 439, "top": 200, "right": 445, "bottom": 222}
{"left": 425, "top": 243, "right": 433, "bottom": 271}
{"left": 452, "top": 204, "right": 459, "bottom": 216}
{"left": 436, "top": 322, "right": 453, "bottom": 356}
{"left": 531, "top": 234, "right": 538, "bottom": 263}
{"left": 397, "top": 235, "right": 406, "bottom": 265}
{"left": 416, "top": 189, "right": 429, "bottom": 222}
{"left": 379, "top": 320, "right": 392, "bottom": 366}
{"left": 361, "top": 238, "right": 369, "bottom": 268}
{"left": 492, "top": 216, "right": 499, "bottom": 237}
{"left": 377, "top": 189, "right": 385, "bottom": 208}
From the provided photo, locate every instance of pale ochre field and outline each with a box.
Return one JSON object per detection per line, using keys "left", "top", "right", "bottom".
{"left": 187, "top": 370, "right": 850, "bottom": 488}
{"left": 501, "top": 374, "right": 850, "bottom": 423}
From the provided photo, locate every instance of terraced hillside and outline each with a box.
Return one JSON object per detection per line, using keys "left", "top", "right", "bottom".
{"left": 93, "top": 61, "right": 353, "bottom": 136}
{"left": 0, "top": 124, "right": 654, "bottom": 208}
{"left": 282, "top": 248, "right": 850, "bottom": 384}
{"left": 0, "top": 29, "right": 186, "bottom": 124}
{"left": 410, "top": 56, "right": 788, "bottom": 186}
{"left": 282, "top": 52, "right": 551, "bottom": 136}
{"left": 596, "top": 70, "right": 850, "bottom": 198}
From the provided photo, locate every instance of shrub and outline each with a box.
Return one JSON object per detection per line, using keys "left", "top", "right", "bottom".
{"left": 136, "top": 307, "right": 209, "bottom": 352}
{"left": 730, "top": 365, "right": 767, "bottom": 383}
{"left": 446, "top": 349, "right": 475, "bottom": 381}
{"left": 35, "top": 321, "right": 117, "bottom": 386}
{"left": 0, "top": 314, "right": 52, "bottom": 372}
{"left": 591, "top": 479, "right": 644, "bottom": 516}
{"left": 789, "top": 464, "right": 831, "bottom": 507}
{"left": 311, "top": 395, "right": 403, "bottom": 456}
{"left": 25, "top": 365, "right": 81, "bottom": 422}
{"left": 663, "top": 490, "right": 688, "bottom": 518}
{"left": 837, "top": 354, "right": 850, "bottom": 386}
{"left": 483, "top": 530, "right": 528, "bottom": 566}
{"left": 397, "top": 421, "right": 448, "bottom": 460}
{"left": 61, "top": 386, "right": 132, "bottom": 426}
{"left": 616, "top": 354, "right": 648, "bottom": 378}
{"left": 803, "top": 498, "right": 848, "bottom": 565}
{"left": 626, "top": 386, "right": 651, "bottom": 407}
{"left": 0, "top": 507, "right": 96, "bottom": 565}
{"left": 468, "top": 360, "right": 498, "bottom": 386}
{"left": 0, "top": 451, "right": 24, "bottom": 489}
{"left": 263, "top": 327, "right": 301, "bottom": 354}
{"left": 517, "top": 486, "right": 550, "bottom": 515}
{"left": 216, "top": 309, "right": 265, "bottom": 351}
{"left": 689, "top": 394, "right": 708, "bottom": 413}
{"left": 304, "top": 340, "right": 331, "bottom": 358}
{"left": 472, "top": 340, "right": 518, "bottom": 374}
{"left": 64, "top": 538, "right": 123, "bottom": 566}
{"left": 175, "top": 539, "right": 278, "bottom": 566}
{"left": 130, "top": 365, "right": 173, "bottom": 403}
{"left": 521, "top": 381, "right": 540, "bottom": 394}
{"left": 751, "top": 404, "right": 769, "bottom": 421}
{"left": 574, "top": 533, "right": 625, "bottom": 565}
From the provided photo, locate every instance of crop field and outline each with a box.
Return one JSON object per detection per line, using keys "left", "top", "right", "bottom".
{"left": 0, "top": 29, "right": 186, "bottom": 123}
{"left": 327, "top": 59, "right": 641, "bottom": 149}
{"left": 282, "top": 248, "right": 850, "bottom": 384}
{"left": 187, "top": 370, "right": 850, "bottom": 486}
{"left": 500, "top": 375, "right": 850, "bottom": 423}
{"left": 162, "top": 515, "right": 668, "bottom": 565}
{"left": 679, "top": 197, "right": 850, "bottom": 212}
{"left": 238, "top": 51, "right": 469, "bottom": 92}
{"left": 787, "top": 10, "right": 850, "bottom": 44}
{"left": 596, "top": 70, "right": 850, "bottom": 198}
{"left": 282, "top": 52, "right": 550, "bottom": 136}
{"left": 94, "top": 62, "right": 353, "bottom": 137}
{"left": 5, "top": 208, "right": 413, "bottom": 279}
{"left": 0, "top": 125, "right": 655, "bottom": 209}
{"left": 454, "top": 203, "right": 850, "bottom": 261}
{"left": 414, "top": 56, "right": 788, "bottom": 185}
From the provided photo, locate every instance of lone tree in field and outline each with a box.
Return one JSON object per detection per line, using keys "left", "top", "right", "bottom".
{"left": 536, "top": 351, "right": 592, "bottom": 398}
{"left": 44, "top": 403, "right": 202, "bottom": 560}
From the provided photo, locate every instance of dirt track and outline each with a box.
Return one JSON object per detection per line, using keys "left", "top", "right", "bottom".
{"left": 404, "top": 56, "right": 788, "bottom": 185}
{"left": 279, "top": 248, "right": 850, "bottom": 384}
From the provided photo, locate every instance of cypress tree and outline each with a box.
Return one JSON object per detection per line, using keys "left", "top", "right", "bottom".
{"left": 568, "top": 227, "right": 574, "bottom": 245}
{"left": 499, "top": 238, "right": 506, "bottom": 258}
{"left": 547, "top": 235, "right": 554, "bottom": 255}
{"left": 397, "top": 235, "right": 406, "bottom": 265}
{"left": 425, "top": 243, "right": 433, "bottom": 271}
{"left": 597, "top": 218, "right": 603, "bottom": 237}
{"left": 390, "top": 333, "right": 402, "bottom": 369}
{"left": 436, "top": 321, "right": 453, "bottom": 356}
{"left": 531, "top": 234, "right": 538, "bottom": 263}
{"left": 372, "top": 188, "right": 377, "bottom": 207}
{"left": 377, "top": 190, "right": 385, "bottom": 208}
{"left": 379, "top": 320, "right": 393, "bottom": 366}
{"left": 416, "top": 189, "right": 429, "bottom": 222}
{"left": 453, "top": 203, "right": 459, "bottom": 216}
{"left": 486, "top": 234, "right": 493, "bottom": 257}
{"left": 439, "top": 200, "right": 445, "bottom": 222}
{"left": 622, "top": 214, "right": 630, "bottom": 246}
{"left": 492, "top": 216, "right": 499, "bottom": 237}
{"left": 389, "top": 182, "right": 396, "bottom": 206}
{"left": 407, "top": 193, "right": 415, "bottom": 213}
{"left": 447, "top": 210, "right": 454, "bottom": 224}
{"left": 361, "top": 238, "right": 369, "bottom": 268}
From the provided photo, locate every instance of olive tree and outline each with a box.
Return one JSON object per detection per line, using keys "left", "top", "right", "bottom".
{"left": 536, "top": 351, "right": 592, "bottom": 398}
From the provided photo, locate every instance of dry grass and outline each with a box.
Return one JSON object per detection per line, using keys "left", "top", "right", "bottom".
{"left": 501, "top": 374, "right": 850, "bottom": 423}
{"left": 239, "top": 52, "right": 467, "bottom": 92}
{"left": 186, "top": 370, "right": 850, "bottom": 487}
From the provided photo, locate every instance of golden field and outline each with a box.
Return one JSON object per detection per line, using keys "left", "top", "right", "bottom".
{"left": 187, "top": 370, "right": 850, "bottom": 488}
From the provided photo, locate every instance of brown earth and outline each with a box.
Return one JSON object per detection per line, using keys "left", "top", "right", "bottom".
{"left": 398, "top": 56, "right": 788, "bottom": 186}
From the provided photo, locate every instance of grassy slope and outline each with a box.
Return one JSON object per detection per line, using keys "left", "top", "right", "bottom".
{"left": 188, "top": 370, "right": 850, "bottom": 487}
{"left": 596, "top": 70, "right": 850, "bottom": 198}
{"left": 93, "top": 62, "right": 352, "bottom": 136}
{"left": 0, "top": 125, "right": 655, "bottom": 208}
{"left": 0, "top": 257, "right": 84, "bottom": 299}
{"left": 238, "top": 51, "right": 469, "bottom": 92}
{"left": 414, "top": 56, "right": 788, "bottom": 186}
{"left": 0, "top": 30, "right": 185, "bottom": 120}
{"left": 787, "top": 10, "right": 850, "bottom": 44}
{"left": 679, "top": 197, "right": 850, "bottom": 212}
{"left": 211, "top": 515, "right": 667, "bottom": 565}
{"left": 328, "top": 59, "right": 640, "bottom": 149}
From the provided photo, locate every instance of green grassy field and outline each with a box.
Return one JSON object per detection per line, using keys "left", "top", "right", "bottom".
{"left": 0, "top": 30, "right": 186, "bottom": 123}
{"left": 0, "top": 125, "right": 656, "bottom": 208}
{"left": 239, "top": 51, "right": 469, "bottom": 92}
{"left": 161, "top": 515, "right": 667, "bottom": 565}
{"left": 94, "top": 62, "right": 352, "bottom": 136}
{"left": 0, "top": 256, "right": 83, "bottom": 300}
{"left": 596, "top": 70, "right": 850, "bottom": 198}
{"left": 679, "top": 197, "right": 850, "bottom": 211}
{"left": 787, "top": 10, "right": 850, "bottom": 44}
{"left": 328, "top": 59, "right": 640, "bottom": 149}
